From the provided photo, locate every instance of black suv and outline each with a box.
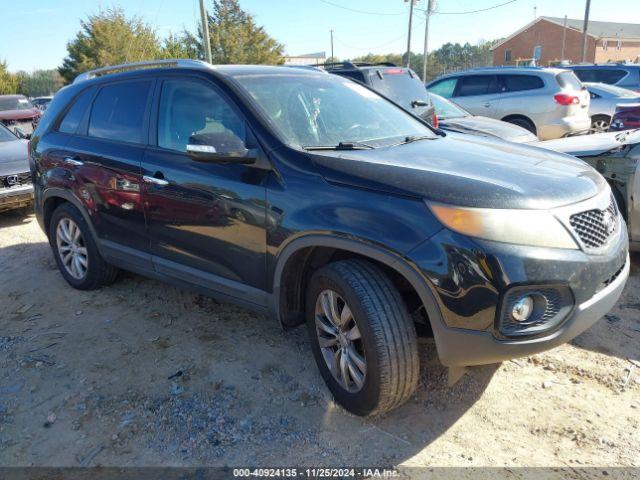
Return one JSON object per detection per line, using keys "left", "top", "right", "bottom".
{"left": 321, "top": 62, "right": 437, "bottom": 125}
{"left": 31, "top": 60, "right": 629, "bottom": 416}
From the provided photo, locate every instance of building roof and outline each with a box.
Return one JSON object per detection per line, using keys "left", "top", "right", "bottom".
{"left": 544, "top": 16, "right": 640, "bottom": 39}
{"left": 491, "top": 17, "right": 640, "bottom": 51}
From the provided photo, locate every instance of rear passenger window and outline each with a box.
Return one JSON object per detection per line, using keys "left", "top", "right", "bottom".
{"left": 58, "top": 88, "right": 95, "bottom": 134}
{"left": 502, "top": 75, "right": 544, "bottom": 92}
{"left": 456, "top": 75, "right": 497, "bottom": 97}
{"left": 597, "top": 69, "right": 627, "bottom": 84}
{"left": 88, "top": 81, "right": 152, "bottom": 144}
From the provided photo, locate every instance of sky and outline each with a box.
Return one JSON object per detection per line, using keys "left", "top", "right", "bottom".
{"left": 1, "top": 0, "right": 639, "bottom": 72}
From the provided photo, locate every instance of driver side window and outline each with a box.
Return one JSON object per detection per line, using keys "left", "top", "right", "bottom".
{"left": 158, "top": 79, "right": 245, "bottom": 153}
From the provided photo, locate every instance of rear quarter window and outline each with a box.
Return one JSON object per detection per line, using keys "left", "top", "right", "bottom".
{"left": 556, "top": 71, "right": 583, "bottom": 91}
{"left": 57, "top": 88, "right": 95, "bottom": 134}
{"left": 596, "top": 69, "right": 627, "bottom": 84}
{"left": 88, "top": 81, "right": 152, "bottom": 144}
{"left": 502, "top": 75, "right": 544, "bottom": 92}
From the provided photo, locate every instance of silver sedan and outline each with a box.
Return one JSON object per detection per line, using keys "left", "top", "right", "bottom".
{"left": 585, "top": 82, "right": 640, "bottom": 133}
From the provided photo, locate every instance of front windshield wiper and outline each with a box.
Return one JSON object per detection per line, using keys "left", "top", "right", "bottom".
{"left": 389, "top": 134, "right": 437, "bottom": 147}
{"left": 304, "top": 141, "right": 376, "bottom": 151}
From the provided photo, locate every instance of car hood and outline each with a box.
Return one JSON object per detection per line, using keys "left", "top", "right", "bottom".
{"left": 0, "top": 139, "right": 29, "bottom": 175}
{"left": 0, "top": 108, "right": 39, "bottom": 121}
{"left": 536, "top": 130, "right": 640, "bottom": 156}
{"left": 440, "top": 115, "right": 537, "bottom": 143}
{"left": 309, "top": 132, "right": 606, "bottom": 210}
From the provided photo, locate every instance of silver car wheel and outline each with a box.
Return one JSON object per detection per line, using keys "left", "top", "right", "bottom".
{"left": 314, "top": 289, "right": 366, "bottom": 393}
{"left": 56, "top": 218, "right": 88, "bottom": 280}
{"left": 590, "top": 119, "right": 609, "bottom": 134}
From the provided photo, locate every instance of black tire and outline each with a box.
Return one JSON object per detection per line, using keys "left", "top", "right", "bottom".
{"left": 48, "top": 202, "right": 118, "bottom": 290}
{"left": 590, "top": 115, "right": 611, "bottom": 134}
{"left": 305, "top": 260, "right": 419, "bottom": 416}
{"left": 503, "top": 116, "right": 536, "bottom": 135}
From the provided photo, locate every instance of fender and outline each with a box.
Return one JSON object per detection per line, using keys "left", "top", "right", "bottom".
{"left": 41, "top": 187, "right": 102, "bottom": 253}
{"left": 271, "top": 233, "right": 446, "bottom": 338}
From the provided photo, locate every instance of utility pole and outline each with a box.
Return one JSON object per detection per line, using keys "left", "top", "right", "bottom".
{"left": 580, "top": 0, "right": 591, "bottom": 63}
{"left": 199, "top": 0, "right": 213, "bottom": 64}
{"left": 561, "top": 15, "right": 568, "bottom": 61}
{"left": 422, "top": 0, "right": 434, "bottom": 82}
{"left": 405, "top": 0, "right": 417, "bottom": 68}
{"left": 533, "top": 6, "right": 537, "bottom": 20}
{"left": 330, "top": 29, "right": 334, "bottom": 62}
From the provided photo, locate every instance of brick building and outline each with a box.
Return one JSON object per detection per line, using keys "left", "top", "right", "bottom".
{"left": 492, "top": 17, "right": 640, "bottom": 66}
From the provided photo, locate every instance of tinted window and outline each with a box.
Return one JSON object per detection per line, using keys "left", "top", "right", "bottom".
{"left": 334, "top": 71, "right": 366, "bottom": 83}
{"left": 502, "top": 75, "right": 544, "bottom": 92}
{"left": 368, "top": 69, "right": 431, "bottom": 111}
{"left": 158, "top": 79, "right": 245, "bottom": 152}
{"left": 428, "top": 78, "right": 457, "bottom": 98}
{"left": 456, "top": 75, "right": 497, "bottom": 97}
{"left": 58, "top": 88, "right": 95, "bottom": 134}
{"left": 88, "top": 81, "right": 152, "bottom": 144}
{"left": 556, "top": 72, "right": 583, "bottom": 90}
{"left": 597, "top": 69, "right": 627, "bottom": 84}
{"left": 571, "top": 68, "right": 597, "bottom": 82}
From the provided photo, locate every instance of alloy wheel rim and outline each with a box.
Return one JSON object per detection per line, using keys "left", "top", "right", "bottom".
{"left": 56, "top": 218, "right": 88, "bottom": 280}
{"left": 314, "top": 289, "right": 366, "bottom": 393}
{"left": 590, "top": 120, "right": 609, "bottom": 133}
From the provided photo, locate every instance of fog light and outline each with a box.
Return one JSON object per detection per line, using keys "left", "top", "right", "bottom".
{"left": 512, "top": 296, "right": 534, "bottom": 322}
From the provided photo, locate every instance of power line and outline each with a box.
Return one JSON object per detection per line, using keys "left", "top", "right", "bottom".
{"left": 317, "top": 0, "right": 406, "bottom": 16}
{"left": 427, "top": 0, "right": 518, "bottom": 15}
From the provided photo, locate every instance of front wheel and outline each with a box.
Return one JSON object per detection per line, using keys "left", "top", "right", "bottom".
{"left": 306, "top": 260, "right": 419, "bottom": 416}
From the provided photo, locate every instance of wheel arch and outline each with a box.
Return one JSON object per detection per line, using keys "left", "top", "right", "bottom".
{"left": 272, "top": 234, "right": 443, "bottom": 336}
{"left": 42, "top": 188, "right": 100, "bottom": 249}
{"left": 500, "top": 114, "right": 537, "bottom": 134}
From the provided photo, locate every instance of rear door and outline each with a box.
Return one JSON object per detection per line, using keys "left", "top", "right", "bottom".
{"left": 491, "top": 74, "right": 546, "bottom": 121}
{"left": 141, "top": 74, "right": 270, "bottom": 296}
{"left": 451, "top": 75, "right": 500, "bottom": 116}
{"left": 65, "top": 79, "right": 154, "bottom": 257}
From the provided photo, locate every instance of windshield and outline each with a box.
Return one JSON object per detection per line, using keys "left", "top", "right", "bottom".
{"left": 0, "top": 96, "right": 34, "bottom": 111}
{"left": 0, "top": 123, "right": 17, "bottom": 142}
{"left": 234, "top": 73, "right": 435, "bottom": 148}
{"left": 430, "top": 93, "right": 469, "bottom": 119}
{"left": 588, "top": 83, "right": 639, "bottom": 98}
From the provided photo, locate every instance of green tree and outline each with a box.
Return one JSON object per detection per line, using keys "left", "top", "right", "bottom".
{"left": 159, "top": 33, "right": 199, "bottom": 60}
{"left": 186, "top": 0, "right": 284, "bottom": 64}
{"left": 0, "top": 60, "right": 18, "bottom": 95}
{"left": 58, "top": 7, "right": 161, "bottom": 84}
{"left": 15, "top": 70, "right": 64, "bottom": 97}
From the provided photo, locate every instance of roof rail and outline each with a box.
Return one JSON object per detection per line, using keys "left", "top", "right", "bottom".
{"left": 73, "top": 59, "right": 210, "bottom": 83}
{"left": 315, "top": 61, "right": 400, "bottom": 70}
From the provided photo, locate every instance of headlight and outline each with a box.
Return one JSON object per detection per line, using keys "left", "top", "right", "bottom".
{"left": 428, "top": 202, "right": 579, "bottom": 249}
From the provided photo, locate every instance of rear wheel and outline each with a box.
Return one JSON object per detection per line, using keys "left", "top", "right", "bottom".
{"left": 306, "top": 260, "right": 419, "bottom": 416}
{"left": 503, "top": 116, "right": 536, "bottom": 135}
{"left": 49, "top": 203, "right": 118, "bottom": 290}
{"left": 590, "top": 115, "right": 611, "bottom": 134}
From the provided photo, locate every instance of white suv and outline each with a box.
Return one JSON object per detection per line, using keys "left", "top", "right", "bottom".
{"left": 426, "top": 67, "right": 590, "bottom": 140}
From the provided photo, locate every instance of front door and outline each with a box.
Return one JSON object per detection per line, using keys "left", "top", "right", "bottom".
{"left": 141, "top": 76, "right": 270, "bottom": 298}
{"left": 452, "top": 74, "right": 500, "bottom": 118}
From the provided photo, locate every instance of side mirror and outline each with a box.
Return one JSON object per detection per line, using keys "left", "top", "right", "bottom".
{"left": 411, "top": 100, "right": 430, "bottom": 108}
{"left": 186, "top": 132, "right": 256, "bottom": 164}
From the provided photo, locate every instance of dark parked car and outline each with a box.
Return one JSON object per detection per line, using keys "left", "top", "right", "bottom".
{"left": 0, "top": 94, "right": 41, "bottom": 136}
{"left": 0, "top": 122, "right": 33, "bottom": 213}
{"left": 31, "top": 60, "right": 629, "bottom": 416}
{"left": 429, "top": 92, "right": 537, "bottom": 143}
{"left": 567, "top": 64, "right": 640, "bottom": 92}
{"left": 321, "top": 61, "right": 437, "bottom": 126}
{"left": 610, "top": 104, "right": 640, "bottom": 131}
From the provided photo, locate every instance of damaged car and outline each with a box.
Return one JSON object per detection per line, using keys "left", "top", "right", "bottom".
{"left": 537, "top": 129, "right": 640, "bottom": 251}
{"left": 0, "top": 122, "right": 33, "bottom": 213}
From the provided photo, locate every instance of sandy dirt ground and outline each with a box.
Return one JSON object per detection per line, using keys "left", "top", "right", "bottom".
{"left": 0, "top": 209, "right": 639, "bottom": 469}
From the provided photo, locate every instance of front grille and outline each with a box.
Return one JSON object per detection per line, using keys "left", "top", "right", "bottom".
{"left": 569, "top": 198, "right": 617, "bottom": 249}
{"left": 0, "top": 172, "right": 31, "bottom": 189}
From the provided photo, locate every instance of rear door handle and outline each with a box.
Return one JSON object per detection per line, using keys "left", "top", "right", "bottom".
{"left": 64, "top": 156, "right": 84, "bottom": 166}
{"left": 143, "top": 174, "right": 169, "bottom": 186}
{"left": 483, "top": 102, "right": 492, "bottom": 108}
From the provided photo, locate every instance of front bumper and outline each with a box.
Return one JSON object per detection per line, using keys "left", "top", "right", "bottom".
{"left": 0, "top": 184, "right": 34, "bottom": 212}
{"left": 432, "top": 254, "right": 629, "bottom": 366}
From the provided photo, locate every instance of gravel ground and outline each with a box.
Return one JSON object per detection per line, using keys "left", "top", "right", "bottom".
{"left": 0, "top": 209, "right": 639, "bottom": 468}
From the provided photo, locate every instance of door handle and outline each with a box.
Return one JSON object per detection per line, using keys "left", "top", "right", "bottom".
{"left": 64, "top": 156, "right": 84, "bottom": 166}
{"left": 143, "top": 173, "right": 169, "bottom": 186}
{"left": 483, "top": 102, "right": 492, "bottom": 108}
